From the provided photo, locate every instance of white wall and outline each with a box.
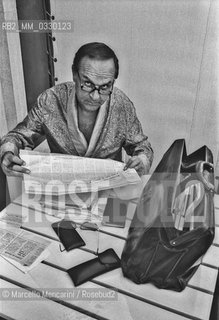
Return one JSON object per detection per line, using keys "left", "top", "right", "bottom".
{"left": 51, "top": 0, "right": 219, "bottom": 171}
{"left": 0, "top": 0, "right": 27, "bottom": 203}
{"left": 0, "top": 0, "right": 27, "bottom": 136}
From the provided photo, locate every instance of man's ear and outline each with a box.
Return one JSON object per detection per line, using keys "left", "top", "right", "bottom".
{"left": 72, "top": 65, "right": 77, "bottom": 82}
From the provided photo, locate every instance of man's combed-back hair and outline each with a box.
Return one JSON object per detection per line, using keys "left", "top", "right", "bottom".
{"left": 72, "top": 42, "right": 119, "bottom": 79}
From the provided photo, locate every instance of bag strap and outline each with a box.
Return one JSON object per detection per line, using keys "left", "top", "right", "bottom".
{"left": 172, "top": 161, "right": 214, "bottom": 231}
{"left": 169, "top": 226, "right": 209, "bottom": 246}
{"left": 195, "top": 161, "right": 214, "bottom": 192}
{"left": 181, "top": 161, "right": 214, "bottom": 192}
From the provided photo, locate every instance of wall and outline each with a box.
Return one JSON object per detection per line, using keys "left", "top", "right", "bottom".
{"left": 0, "top": 0, "right": 27, "bottom": 204}
{"left": 0, "top": 0, "right": 27, "bottom": 133}
{"left": 16, "top": 0, "right": 55, "bottom": 111}
{"left": 50, "top": 0, "right": 219, "bottom": 171}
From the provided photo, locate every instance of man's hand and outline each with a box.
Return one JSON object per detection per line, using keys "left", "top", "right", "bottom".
{"left": 1, "top": 152, "right": 30, "bottom": 177}
{"left": 124, "top": 155, "right": 150, "bottom": 176}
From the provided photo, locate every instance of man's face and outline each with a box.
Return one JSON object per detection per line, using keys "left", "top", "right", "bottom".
{"left": 73, "top": 56, "right": 116, "bottom": 112}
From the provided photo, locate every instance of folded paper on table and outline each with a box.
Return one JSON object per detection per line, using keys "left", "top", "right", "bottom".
{"left": 0, "top": 222, "right": 51, "bottom": 273}
{"left": 2, "top": 248, "right": 50, "bottom": 273}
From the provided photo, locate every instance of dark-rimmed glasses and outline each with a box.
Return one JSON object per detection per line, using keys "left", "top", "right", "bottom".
{"left": 77, "top": 72, "right": 114, "bottom": 96}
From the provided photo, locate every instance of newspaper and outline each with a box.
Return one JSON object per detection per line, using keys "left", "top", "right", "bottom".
{"left": 20, "top": 150, "right": 141, "bottom": 195}
{"left": 37, "top": 190, "right": 110, "bottom": 224}
{"left": 0, "top": 223, "right": 51, "bottom": 273}
{"left": 2, "top": 249, "right": 50, "bottom": 274}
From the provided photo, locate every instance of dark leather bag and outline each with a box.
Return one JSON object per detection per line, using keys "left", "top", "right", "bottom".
{"left": 121, "top": 139, "right": 215, "bottom": 291}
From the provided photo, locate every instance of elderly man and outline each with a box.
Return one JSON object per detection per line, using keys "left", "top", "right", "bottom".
{"left": 0, "top": 42, "right": 153, "bottom": 177}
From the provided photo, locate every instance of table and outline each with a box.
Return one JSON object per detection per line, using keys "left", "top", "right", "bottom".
{"left": 0, "top": 176, "right": 219, "bottom": 320}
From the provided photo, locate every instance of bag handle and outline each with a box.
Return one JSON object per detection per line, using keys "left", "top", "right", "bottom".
{"left": 195, "top": 161, "right": 214, "bottom": 192}
{"left": 181, "top": 161, "right": 214, "bottom": 192}
{"left": 172, "top": 161, "right": 214, "bottom": 231}
{"left": 169, "top": 226, "right": 209, "bottom": 246}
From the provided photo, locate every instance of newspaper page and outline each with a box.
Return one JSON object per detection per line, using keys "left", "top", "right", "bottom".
{"left": 0, "top": 223, "right": 51, "bottom": 271}
{"left": 2, "top": 249, "right": 50, "bottom": 274}
{"left": 20, "top": 150, "right": 141, "bottom": 195}
{"left": 37, "top": 190, "right": 110, "bottom": 224}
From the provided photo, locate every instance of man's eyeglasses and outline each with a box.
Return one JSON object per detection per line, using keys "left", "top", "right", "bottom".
{"left": 77, "top": 72, "right": 114, "bottom": 96}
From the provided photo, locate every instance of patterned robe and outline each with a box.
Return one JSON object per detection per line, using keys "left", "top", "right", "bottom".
{"left": 0, "top": 82, "right": 153, "bottom": 169}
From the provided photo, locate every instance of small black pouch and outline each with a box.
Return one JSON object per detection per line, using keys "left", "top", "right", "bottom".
{"left": 52, "top": 219, "right": 85, "bottom": 252}
{"left": 67, "top": 248, "right": 121, "bottom": 286}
